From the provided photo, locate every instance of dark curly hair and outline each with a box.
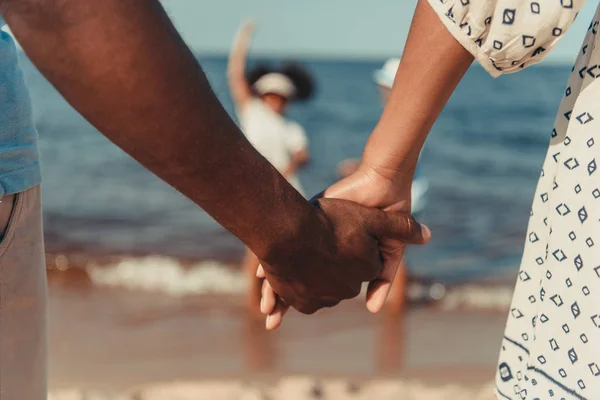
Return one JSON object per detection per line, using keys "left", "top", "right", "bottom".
{"left": 247, "top": 61, "right": 315, "bottom": 101}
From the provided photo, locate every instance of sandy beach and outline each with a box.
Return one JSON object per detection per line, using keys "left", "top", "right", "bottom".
{"left": 46, "top": 260, "right": 510, "bottom": 399}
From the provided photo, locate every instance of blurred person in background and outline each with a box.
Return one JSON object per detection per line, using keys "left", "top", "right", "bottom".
{"left": 337, "top": 58, "right": 429, "bottom": 313}
{"left": 261, "top": 0, "right": 600, "bottom": 397}
{"left": 0, "top": 1, "right": 429, "bottom": 398}
{"left": 227, "top": 20, "right": 316, "bottom": 313}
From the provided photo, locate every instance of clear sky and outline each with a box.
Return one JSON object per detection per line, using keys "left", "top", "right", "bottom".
{"left": 162, "top": 0, "right": 597, "bottom": 63}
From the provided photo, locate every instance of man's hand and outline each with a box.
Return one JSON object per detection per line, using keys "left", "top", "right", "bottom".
{"left": 325, "top": 163, "right": 416, "bottom": 313}
{"left": 257, "top": 194, "right": 429, "bottom": 330}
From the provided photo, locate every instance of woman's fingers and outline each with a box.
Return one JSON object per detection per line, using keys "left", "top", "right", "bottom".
{"left": 366, "top": 279, "right": 393, "bottom": 313}
{"left": 266, "top": 297, "right": 290, "bottom": 330}
{"left": 257, "top": 265, "right": 277, "bottom": 316}
{"left": 366, "top": 248, "right": 406, "bottom": 313}
{"left": 257, "top": 264, "right": 289, "bottom": 329}
{"left": 260, "top": 279, "right": 277, "bottom": 315}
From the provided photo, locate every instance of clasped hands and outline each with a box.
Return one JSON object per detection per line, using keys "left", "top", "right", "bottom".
{"left": 253, "top": 164, "right": 431, "bottom": 330}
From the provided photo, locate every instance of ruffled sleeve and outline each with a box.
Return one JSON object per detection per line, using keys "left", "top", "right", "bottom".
{"left": 426, "top": 0, "right": 587, "bottom": 77}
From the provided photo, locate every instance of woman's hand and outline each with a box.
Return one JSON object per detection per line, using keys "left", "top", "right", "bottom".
{"left": 327, "top": 162, "right": 414, "bottom": 212}
{"left": 258, "top": 162, "right": 428, "bottom": 329}
{"left": 326, "top": 163, "right": 419, "bottom": 313}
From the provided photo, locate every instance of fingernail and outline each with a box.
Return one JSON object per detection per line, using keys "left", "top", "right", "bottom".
{"left": 366, "top": 283, "right": 391, "bottom": 314}
{"left": 265, "top": 315, "right": 273, "bottom": 329}
{"left": 367, "top": 298, "right": 384, "bottom": 314}
{"left": 422, "top": 224, "right": 431, "bottom": 241}
{"left": 260, "top": 297, "right": 266, "bottom": 314}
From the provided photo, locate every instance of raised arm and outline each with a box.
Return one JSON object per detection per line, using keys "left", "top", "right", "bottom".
{"left": 227, "top": 20, "right": 255, "bottom": 109}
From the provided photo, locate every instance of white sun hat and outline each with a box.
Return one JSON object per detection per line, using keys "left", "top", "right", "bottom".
{"left": 252, "top": 72, "right": 297, "bottom": 99}
{"left": 373, "top": 58, "right": 400, "bottom": 89}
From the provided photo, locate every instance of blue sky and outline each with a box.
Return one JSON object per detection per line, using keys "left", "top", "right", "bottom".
{"left": 162, "top": 0, "right": 597, "bottom": 63}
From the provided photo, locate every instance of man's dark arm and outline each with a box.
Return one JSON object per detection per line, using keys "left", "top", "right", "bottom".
{"left": 0, "top": 0, "right": 431, "bottom": 318}
{"left": 1, "top": 0, "right": 311, "bottom": 256}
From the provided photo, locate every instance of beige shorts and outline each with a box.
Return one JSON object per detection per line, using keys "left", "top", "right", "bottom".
{"left": 0, "top": 185, "right": 47, "bottom": 399}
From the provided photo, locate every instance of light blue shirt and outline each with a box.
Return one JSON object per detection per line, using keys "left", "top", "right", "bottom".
{"left": 0, "top": 17, "right": 41, "bottom": 196}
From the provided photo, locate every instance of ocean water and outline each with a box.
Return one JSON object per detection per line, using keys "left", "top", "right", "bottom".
{"left": 24, "top": 55, "right": 572, "bottom": 288}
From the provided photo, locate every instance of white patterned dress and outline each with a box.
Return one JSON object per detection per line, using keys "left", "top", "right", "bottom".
{"left": 427, "top": 0, "right": 600, "bottom": 398}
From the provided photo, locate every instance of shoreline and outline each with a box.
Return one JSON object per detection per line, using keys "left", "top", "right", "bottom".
{"left": 46, "top": 251, "right": 517, "bottom": 310}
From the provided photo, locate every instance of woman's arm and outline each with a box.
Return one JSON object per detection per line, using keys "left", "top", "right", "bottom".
{"left": 261, "top": 7, "right": 467, "bottom": 320}
{"left": 365, "top": 0, "right": 587, "bottom": 176}
{"left": 326, "top": 0, "right": 583, "bottom": 313}
{"left": 227, "top": 20, "right": 255, "bottom": 109}
{"left": 261, "top": 0, "right": 472, "bottom": 325}
{"left": 259, "top": 0, "right": 474, "bottom": 323}
{"left": 362, "top": 0, "right": 473, "bottom": 184}
{"left": 262, "top": 0, "right": 588, "bottom": 325}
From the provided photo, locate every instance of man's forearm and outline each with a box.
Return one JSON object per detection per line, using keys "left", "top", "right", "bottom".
{"left": 363, "top": 0, "right": 473, "bottom": 181}
{"left": 2, "top": 0, "right": 312, "bottom": 256}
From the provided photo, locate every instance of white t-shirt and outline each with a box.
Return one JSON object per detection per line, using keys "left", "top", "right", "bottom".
{"left": 238, "top": 99, "right": 307, "bottom": 196}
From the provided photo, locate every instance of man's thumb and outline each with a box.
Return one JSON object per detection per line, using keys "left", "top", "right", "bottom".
{"left": 364, "top": 209, "right": 431, "bottom": 244}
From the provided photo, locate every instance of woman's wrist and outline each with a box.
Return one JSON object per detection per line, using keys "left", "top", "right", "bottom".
{"left": 360, "top": 125, "right": 422, "bottom": 186}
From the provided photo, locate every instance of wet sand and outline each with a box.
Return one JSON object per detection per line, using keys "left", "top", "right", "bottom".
{"left": 47, "top": 269, "right": 507, "bottom": 394}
